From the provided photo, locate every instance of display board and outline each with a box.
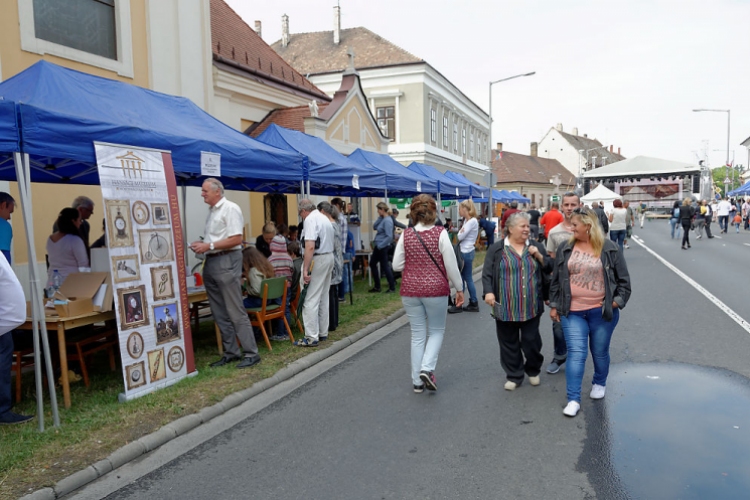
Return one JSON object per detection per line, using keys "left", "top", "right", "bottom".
{"left": 94, "top": 143, "right": 195, "bottom": 401}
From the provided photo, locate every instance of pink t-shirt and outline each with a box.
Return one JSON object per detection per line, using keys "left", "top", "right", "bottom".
{"left": 568, "top": 246, "right": 605, "bottom": 312}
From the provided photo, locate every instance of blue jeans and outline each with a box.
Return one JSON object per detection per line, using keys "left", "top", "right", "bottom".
{"left": 0, "top": 333, "right": 13, "bottom": 416}
{"left": 403, "top": 296, "right": 448, "bottom": 385}
{"left": 460, "top": 249, "right": 477, "bottom": 303}
{"left": 719, "top": 215, "right": 728, "bottom": 232}
{"left": 340, "top": 252, "right": 352, "bottom": 298}
{"left": 561, "top": 307, "right": 619, "bottom": 403}
{"left": 669, "top": 217, "right": 681, "bottom": 239}
{"left": 609, "top": 229, "right": 626, "bottom": 253}
{"left": 552, "top": 320, "right": 567, "bottom": 361}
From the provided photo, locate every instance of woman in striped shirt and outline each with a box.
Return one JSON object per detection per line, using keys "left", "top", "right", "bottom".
{"left": 482, "top": 212, "right": 552, "bottom": 391}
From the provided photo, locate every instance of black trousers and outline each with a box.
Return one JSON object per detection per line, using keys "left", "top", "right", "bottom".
{"left": 328, "top": 284, "right": 339, "bottom": 332}
{"left": 681, "top": 222, "right": 691, "bottom": 247}
{"left": 705, "top": 216, "right": 714, "bottom": 238}
{"left": 495, "top": 314, "right": 544, "bottom": 384}
{"left": 370, "top": 246, "right": 395, "bottom": 291}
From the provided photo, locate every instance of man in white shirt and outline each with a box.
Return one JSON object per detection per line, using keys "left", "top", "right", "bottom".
{"left": 190, "top": 178, "right": 260, "bottom": 369}
{"left": 717, "top": 197, "right": 732, "bottom": 234}
{"left": 0, "top": 252, "right": 31, "bottom": 425}
{"left": 294, "top": 199, "right": 335, "bottom": 347}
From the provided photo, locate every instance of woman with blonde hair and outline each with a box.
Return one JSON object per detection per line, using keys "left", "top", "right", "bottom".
{"left": 241, "top": 246, "right": 276, "bottom": 309}
{"left": 449, "top": 199, "right": 480, "bottom": 313}
{"left": 370, "top": 201, "right": 396, "bottom": 293}
{"left": 392, "top": 194, "right": 463, "bottom": 393}
{"left": 549, "top": 207, "right": 630, "bottom": 417}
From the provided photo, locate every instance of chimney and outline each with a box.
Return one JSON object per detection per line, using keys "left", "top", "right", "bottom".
{"left": 572, "top": 127, "right": 578, "bottom": 136}
{"left": 281, "top": 14, "right": 289, "bottom": 47}
{"left": 556, "top": 123, "right": 563, "bottom": 131}
{"left": 583, "top": 133, "right": 588, "bottom": 138}
{"left": 618, "top": 147, "right": 621, "bottom": 155}
{"left": 254, "top": 21, "right": 262, "bottom": 39}
{"left": 530, "top": 142, "right": 538, "bottom": 157}
{"left": 333, "top": 5, "right": 341, "bottom": 45}
{"left": 496, "top": 142, "right": 503, "bottom": 151}
{"left": 609, "top": 145, "right": 613, "bottom": 153}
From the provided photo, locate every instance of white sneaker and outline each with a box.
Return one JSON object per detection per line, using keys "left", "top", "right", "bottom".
{"left": 563, "top": 401, "right": 580, "bottom": 417}
{"left": 504, "top": 381, "right": 517, "bottom": 391}
{"left": 590, "top": 384, "right": 606, "bottom": 400}
{"left": 529, "top": 375, "right": 540, "bottom": 386}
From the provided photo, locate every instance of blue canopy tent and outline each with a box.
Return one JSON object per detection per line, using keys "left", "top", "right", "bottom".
{"left": 729, "top": 181, "right": 750, "bottom": 196}
{"left": 0, "top": 100, "right": 19, "bottom": 155}
{"left": 348, "top": 149, "right": 439, "bottom": 198}
{"left": 406, "top": 162, "right": 472, "bottom": 199}
{"left": 507, "top": 191, "right": 531, "bottom": 203}
{"left": 444, "top": 170, "right": 489, "bottom": 198}
{"left": 0, "top": 61, "right": 306, "bottom": 192}
{"left": 256, "top": 124, "right": 387, "bottom": 197}
{"left": 470, "top": 189, "right": 515, "bottom": 204}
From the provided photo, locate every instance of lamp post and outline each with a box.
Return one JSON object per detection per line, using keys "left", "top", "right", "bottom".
{"left": 693, "top": 108, "right": 731, "bottom": 168}
{"left": 489, "top": 71, "right": 535, "bottom": 218}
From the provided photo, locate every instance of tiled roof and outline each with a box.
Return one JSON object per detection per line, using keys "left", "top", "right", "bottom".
{"left": 271, "top": 27, "right": 423, "bottom": 75}
{"left": 492, "top": 150, "right": 577, "bottom": 186}
{"left": 210, "top": 0, "right": 329, "bottom": 100}
{"left": 557, "top": 129, "right": 626, "bottom": 167}
{"left": 246, "top": 103, "right": 330, "bottom": 137}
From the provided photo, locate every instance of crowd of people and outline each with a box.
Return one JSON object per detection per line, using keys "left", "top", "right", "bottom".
{"left": 669, "top": 196, "right": 750, "bottom": 250}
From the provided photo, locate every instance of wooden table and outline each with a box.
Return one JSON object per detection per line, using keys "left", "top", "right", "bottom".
{"left": 20, "top": 290, "right": 211, "bottom": 409}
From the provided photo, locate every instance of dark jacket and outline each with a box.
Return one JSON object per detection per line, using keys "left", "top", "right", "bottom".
{"left": 679, "top": 205, "right": 695, "bottom": 224}
{"left": 482, "top": 238, "right": 553, "bottom": 307}
{"left": 548, "top": 239, "right": 630, "bottom": 321}
{"left": 593, "top": 207, "right": 609, "bottom": 233}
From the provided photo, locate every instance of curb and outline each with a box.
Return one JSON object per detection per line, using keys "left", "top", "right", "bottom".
{"left": 20, "top": 267, "right": 483, "bottom": 499}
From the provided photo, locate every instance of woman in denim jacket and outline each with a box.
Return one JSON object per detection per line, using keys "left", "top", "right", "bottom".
{"left": 549, "top": 207, "right": 631, "bottom": 417}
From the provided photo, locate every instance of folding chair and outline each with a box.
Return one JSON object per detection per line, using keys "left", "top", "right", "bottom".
{"left": 246, "top": 277, "right": 293, "bottom": 350}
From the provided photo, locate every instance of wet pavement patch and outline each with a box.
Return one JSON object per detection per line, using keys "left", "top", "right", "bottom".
{"left": 581, "top": 363, "right": 750, "bottom": 499}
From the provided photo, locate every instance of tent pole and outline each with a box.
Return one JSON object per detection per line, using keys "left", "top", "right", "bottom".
{"left": 384, "top": 188, "right": 388, "bottom": 204}
{"left": 306, "top": 180, "right": 310, "bottom": 198}
{"left": 300, "top": 180, "right": 304, "bottom": 198}
{"left": 14, "top": 153, "right": 60, "bottom": 429}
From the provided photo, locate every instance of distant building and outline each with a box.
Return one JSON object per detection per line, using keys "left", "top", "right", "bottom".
{"left": 537, "top": 124, "right": 625, "bottom": 178}
{"left": 270, "top": 5, "right": 490, "bottom": 183}
{"left": 491, "top": 144, "right": 575, "bottom": 210}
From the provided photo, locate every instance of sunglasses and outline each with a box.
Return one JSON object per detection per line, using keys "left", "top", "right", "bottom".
{"left": 572, "top": 207, "right": 594, "bottom": 215}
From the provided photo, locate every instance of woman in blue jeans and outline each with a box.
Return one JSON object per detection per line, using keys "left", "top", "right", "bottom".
{"left": 607, "top": 199, "right": 628, "bottom": 252}
{"left": 549, "top": 207, "right": 631, "bottom": 417}
{"left": 449, "top": 199, "right": 479, "bottom": 313}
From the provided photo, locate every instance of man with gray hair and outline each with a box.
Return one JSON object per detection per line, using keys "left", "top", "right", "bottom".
{"left": 294, "top": 199, "right": 335, "bottom": 347}
{"left": 72, "top": 196, "right": 95, "bottom": 257}
{"left": 190, "top": 178, "right": 261, "bottom": 369}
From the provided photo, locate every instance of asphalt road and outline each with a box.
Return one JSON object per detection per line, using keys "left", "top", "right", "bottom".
{"left": 72, "top": 219, "right": 750, "bottom": 499}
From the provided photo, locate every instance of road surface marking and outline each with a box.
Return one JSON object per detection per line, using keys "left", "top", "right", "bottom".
{"left": 631, "top": 235, "right": 750, "bottom": 335}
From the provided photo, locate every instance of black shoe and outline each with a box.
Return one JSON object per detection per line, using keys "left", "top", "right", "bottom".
{"left": 0, "top": 411, "right": 33, "bottom": 425}
{"left": 448, "top": 305, "right": 463, "bottom": 314}
{"left": 210, "top": 355, "right": 241, "bottom": 367}
{"left": 413, "top": 384, "right": 425, "bottom": 394}
{"left": 465, "top": 300, "right": 479, "bottom": 312}
{"left": 237, "top": 355, "right": 261, "bottom": 369}
{"left": 419, "top": 370, "right": 437, "bottom": 391}
{"left": 384, "top": 288, "right": 396, "bottom": 294}
{"left": 368, "top": 288, "right": 382, "bottom": 293}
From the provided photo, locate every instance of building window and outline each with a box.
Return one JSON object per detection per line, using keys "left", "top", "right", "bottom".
{"left": 19, "top": 0, "right": 133, "bottom": 77}
{"left": 443, "top": 115, "right": 449, "bottom": 149}
{"left": 470, "top": 132, "right": 475, "bottom": 159}
{"left": 531, "top": 194, "right": 536, "bottom": 205}
{"left": 430, "top": 108, "right": 437, "bottom": 143}
{"left": 462, "top": 128, "right": 466, "bottom": 156}
{"left": 33, "top": 0, "right": 116, "bottom": 59}
{"left": 376, "top": 106, "right": 395, "bottom": 140}
{"left": 453, "top": 123, "right": 458, "bottom": 153}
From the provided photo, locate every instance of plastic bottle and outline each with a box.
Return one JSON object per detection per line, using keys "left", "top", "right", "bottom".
{"left": 52, "top": 270, "right": 62, "bottom": 292}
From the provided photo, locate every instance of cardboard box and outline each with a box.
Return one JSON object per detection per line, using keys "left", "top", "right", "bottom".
{"left": 53, "top": 272, "right": 113, "bottom": 317}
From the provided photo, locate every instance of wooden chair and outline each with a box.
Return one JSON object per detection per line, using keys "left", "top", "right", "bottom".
{"left": 246, "top": 277, "right": 293, "bottom": 350}
{"left": 65, "top": 328, "right": 118, "bottom": 388}
{"left": 289, "top": 283, "right": 304, "bottom": 335}
{"left": 11, "top": 347, "right": 35, "bottom": 403}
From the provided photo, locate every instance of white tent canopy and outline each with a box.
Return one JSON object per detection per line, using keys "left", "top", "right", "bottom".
{"left": 582, "top": 155, "right": 701, "bottom": 179}
{"left": 581, "top": 183, "right": 621, "bottom": 204}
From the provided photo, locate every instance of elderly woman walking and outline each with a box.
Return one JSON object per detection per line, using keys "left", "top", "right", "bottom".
{"left": 392, "top": 194, "right": 463, "bottom": 393}
{"left": 549, "top": 207, "right": 630, "bottom": 417}
{"left": 482, "top": 212, "right": 552, "bottom": 391}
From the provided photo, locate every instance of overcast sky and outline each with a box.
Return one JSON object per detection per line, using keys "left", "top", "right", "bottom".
{"left": 227, "top": 0, "right": 750, "bottom": 170}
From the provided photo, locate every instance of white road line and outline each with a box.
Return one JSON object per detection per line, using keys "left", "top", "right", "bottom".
{"left": 744, "top": 243, "right": 750, "bottom": 247}
{"left": 631, "top": 236, "right": 750, "bottom": 335}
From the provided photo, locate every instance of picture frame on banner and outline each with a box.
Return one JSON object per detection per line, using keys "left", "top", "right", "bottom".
{"left": 105, "top": 199, "right": 134, "bottom": 248}
{"left": 111, "top": 254, "right": 140, "bottom": 284}
{"left": 151, "top": 203, "right": 170, "bottom": 225}
{"left": 148, "top": 349, "right": 167, "bottom": 383}
{"left": 138, "top": 228, "right": 174, "bottom": 264}
{"left": 154, "top": 302, "right": 180, "bottom": 345}
{"left": 117, "top": 285, "right": 149, "bottom": 330}
{"left": 150, "top": 265, "right": 175, "bottom": 301}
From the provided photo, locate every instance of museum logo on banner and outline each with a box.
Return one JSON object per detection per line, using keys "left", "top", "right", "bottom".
{"left": 95, "top": 143, "right": 194, "bottom": 402}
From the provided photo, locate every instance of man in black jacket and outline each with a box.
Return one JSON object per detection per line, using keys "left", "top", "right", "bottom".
{"left": 593, "top": 201, "right": 609, "bottom": 234}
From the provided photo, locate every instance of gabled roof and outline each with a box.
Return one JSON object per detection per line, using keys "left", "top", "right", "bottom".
{"left": 555, "top": 129, "right": 626, "bottom": 167}
{"left": 210, "top": 0, "right": 329, "bottom": 100}
{"left": 492, "top": 150, "right": 576, "bottom": 186}
{"left": 271, "top": 27, "right": 423, "bottom": 76}
{"left": 246, "top": 103, "right": 330, "bottom": 137}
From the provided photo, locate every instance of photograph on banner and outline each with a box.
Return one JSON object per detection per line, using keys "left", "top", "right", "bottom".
{"left": 95, "top": 143, "right": 192, "bottom": 402}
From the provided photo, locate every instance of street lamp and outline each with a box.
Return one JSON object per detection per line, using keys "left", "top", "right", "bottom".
{"left": 489, "top": 71, "right": 535, "bottom": 217}
{"left": 693, "top": 108, "right": 731, "bottom": 168}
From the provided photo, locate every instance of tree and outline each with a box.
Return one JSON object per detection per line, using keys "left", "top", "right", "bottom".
{"left": 711, "top": 165, "right": 745, "bottom": 196}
